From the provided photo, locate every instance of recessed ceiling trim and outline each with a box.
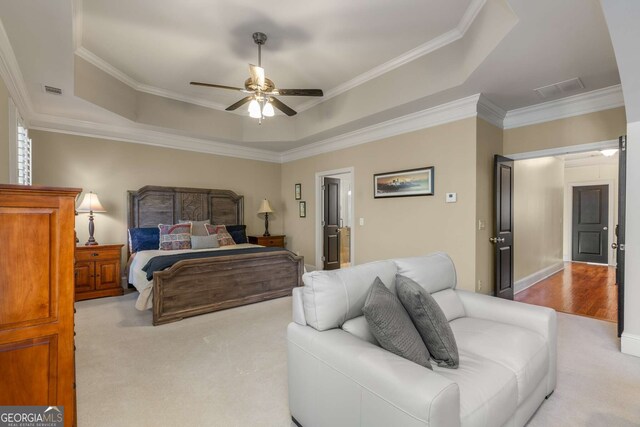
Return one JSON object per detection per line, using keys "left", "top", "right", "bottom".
{"left": 295, "top": 0, "right": 488, "bottom": 113}
{"left": 503, "top": 84, "right": 624, "bottom": 129}
{"left": 281, "top": 94, "right": 482, "bottom": 162}
{"left": 72, "top": 0, "right": 486, "bottom": 115}
{"left": 477, "top": 94, "right": 506, "bottom": 128}
{"left": 28, "top": 112, "right": 282, "bottom": 163}
{"left": 75, "top": 47, "right": 229, "bottom": 111}
{"left": 0, "top": 19, "right": 34, "bottom": 121}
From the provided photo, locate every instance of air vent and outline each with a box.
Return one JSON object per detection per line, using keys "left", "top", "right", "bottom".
{"left": 534, "top": 78, "right": 585, "bottom": 99}
{"left": 43, "top": 85, "right": 63, "bottom": 95}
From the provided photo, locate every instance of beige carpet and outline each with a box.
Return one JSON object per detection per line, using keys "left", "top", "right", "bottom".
{"left": 76, "top": 293, "right": 640, "bottom": 427}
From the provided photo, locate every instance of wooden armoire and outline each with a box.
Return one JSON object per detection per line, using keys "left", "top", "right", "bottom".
{"left": 0, "top": 185, "right": 80, "bottom": 426}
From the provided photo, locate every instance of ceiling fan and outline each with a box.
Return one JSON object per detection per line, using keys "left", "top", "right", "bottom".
{"left": 190, "top": 32, "right": 323, "bottom": 121}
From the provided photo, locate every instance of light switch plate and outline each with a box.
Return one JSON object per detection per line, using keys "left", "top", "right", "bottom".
{"left": 446, "top": 193, "right": 457, "bottom": 203}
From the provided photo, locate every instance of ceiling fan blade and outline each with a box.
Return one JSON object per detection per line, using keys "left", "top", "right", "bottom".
{"left": 249, "top": 64, "right": 265, "bottom": 89}
{"left": 190, "top": 81, "right": 244, "bottom": 92}
{"left": 269, "top": 97, "right": 297, "bottom": 116}
{"left": 225, "top": 96, "right": 254, "bottom": 111}
{"left": 275, "top": 88, "right": 324, "bottom": 97}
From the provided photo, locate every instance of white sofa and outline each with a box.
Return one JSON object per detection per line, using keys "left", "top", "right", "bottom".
{"left": 287, "top": 252, "right": 556, "bottom": 427}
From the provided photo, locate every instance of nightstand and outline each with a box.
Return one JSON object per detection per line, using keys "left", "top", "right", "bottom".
{"left": 75, "top": 244, "right": 124, "bottom": 301}
{"left": 248, "top": 235, "right": 286, "bottom": 248}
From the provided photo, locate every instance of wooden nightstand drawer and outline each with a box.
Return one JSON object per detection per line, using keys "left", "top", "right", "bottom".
{"left": 75, "top": 246, "right": 121, "bottom": 261}
{"left": 248, "top": 235, "right": 286, "bottom": 248}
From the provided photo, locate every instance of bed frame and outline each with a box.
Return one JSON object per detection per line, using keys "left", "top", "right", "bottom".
{"left": 127, "top": 185, "right": 303, "bottom": 325}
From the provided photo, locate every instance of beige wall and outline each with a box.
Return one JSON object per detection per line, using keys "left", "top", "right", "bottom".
{"left": 0, "top": 76, "right": 10, "bottom": 183}
{"left": 504, "top": 107, "right": 627, "bottom": 155}
{"left": 513, "top": 157, "right": 564, "bottom": 281}
{"left": 475, "top": 119, "right": 503, "bottom": 294}
{"left": 31, "top": 131, "right": 283, "bottom": 264}
{"left": 281, "top": 118, "right": 479, "bottom": 291}
{"left": 563, "top": 160, "right": 618, "bottom": 264}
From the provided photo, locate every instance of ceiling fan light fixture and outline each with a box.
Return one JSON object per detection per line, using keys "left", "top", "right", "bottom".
{"left": 262, "top": 101, "right": 275, "bottom": 117}
{"left": 248, "top": 99, "right": 261, "bottom": 118}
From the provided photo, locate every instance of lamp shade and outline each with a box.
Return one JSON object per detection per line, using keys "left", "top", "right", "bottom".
{"left": 77, "top": 192, "right": 106, "bottom": 213}
{"left": 257, "top": 199, "right": 274, "bottom": 214}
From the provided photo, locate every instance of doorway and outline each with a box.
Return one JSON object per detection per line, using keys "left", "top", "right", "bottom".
{"left": 315, "top": 167, "right": 355, "bottom": 270}
{"left": 496, "top": 139, "right": 623, "bottom": 325}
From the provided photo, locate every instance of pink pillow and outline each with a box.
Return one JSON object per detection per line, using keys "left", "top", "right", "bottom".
{"left": 158, "top": 223, "right": 192, "bottom": 250}
{"left": 205, "top": 224, "right": 236, "bottom": 246}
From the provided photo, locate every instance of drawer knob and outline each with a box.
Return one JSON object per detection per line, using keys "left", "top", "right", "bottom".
{"left": 91, "top": 253, "right": 99, "bottom": 257}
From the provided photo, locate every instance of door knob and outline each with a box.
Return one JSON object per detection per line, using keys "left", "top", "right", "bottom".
{"left": 490, "top": 237, "right": 505, "bottom": 244}
{"left": 612, "top": 242, "right": 618, "bottom": 249}
{"left": 603, "top": 226, "right": 608, "bottom": 231}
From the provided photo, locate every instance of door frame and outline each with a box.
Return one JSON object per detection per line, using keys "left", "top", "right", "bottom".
{"left": 565, "top": 180, "right": 616, "bottom": 266}
{"left": 315, "top": 167, "right": 355, "bottom": 270}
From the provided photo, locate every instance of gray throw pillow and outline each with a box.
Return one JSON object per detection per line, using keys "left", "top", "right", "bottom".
{"left": 363, "top": 277, "right": 432, "bottom": 369}
{"left": 179, "top": 219, "right": 210, "bottom": 236}
{"left": 190, "top": 235, "right": 220, "bottom": 250}
{"left": 396, "top": 274, "right": 459, "bottom": 368}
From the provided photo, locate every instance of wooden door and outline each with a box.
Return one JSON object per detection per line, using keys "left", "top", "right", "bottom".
{"left": 74, "top": 261, "right": 94, "bottom": 293}
{"left": 0, "top": 185, "right": 79, "bottom": 426}
{"left": 493, "top": 155, "right": 514, "bottom": 300}
{"left": 323, "top": 177, "right": 341, "bottom": 270}
{"left": 572, "top": 185, "right": 609, "bottom": 264}
{"left": 615, "top": 136, "right": 626, "bottom": 336}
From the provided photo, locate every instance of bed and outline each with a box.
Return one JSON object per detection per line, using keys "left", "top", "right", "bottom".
{"left": 127, "top": 185, "right": 304, "bottom": 325}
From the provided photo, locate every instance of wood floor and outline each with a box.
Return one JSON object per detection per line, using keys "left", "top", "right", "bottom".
{"left": 515, "top": 262, "right": 618, "bottom": 322}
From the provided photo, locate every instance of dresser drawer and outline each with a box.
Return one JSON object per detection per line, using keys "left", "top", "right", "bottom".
{"left": 75, "top": 248, "right": 121, "bottom": 261}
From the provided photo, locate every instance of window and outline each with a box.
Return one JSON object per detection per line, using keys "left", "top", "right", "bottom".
{"left": 17, "top": 119, "right": 32, "bottom": 185}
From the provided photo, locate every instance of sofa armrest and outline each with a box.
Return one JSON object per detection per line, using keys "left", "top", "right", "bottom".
{"left": 456, "top": 290, "right": 557, "bottom": 394}
{"left": 287, "top": 323, "right": 460, "bottom": 427}
{"left": 292, "top": 287, "right": 306, "bottom": 325}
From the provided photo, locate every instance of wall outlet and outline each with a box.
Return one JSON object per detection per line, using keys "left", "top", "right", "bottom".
{"left": 477, "top": 279, "right": 483, "bottom": 291}
{"left": 359, "top": 217, "right": 365, "bottom": 226}
{"left": 446, "top": 192, "right": 457, "bottom": 203}
{"left": 478, "top": 219, "right": 486, "bottom": 231}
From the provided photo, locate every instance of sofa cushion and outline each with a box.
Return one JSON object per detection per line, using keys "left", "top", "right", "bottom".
{"left": 363, "top": 277, "right": 432, "bottom": 369}
{"left": 341, "top": 316, "right": 379, "bottom": 346}
{"left": 394, "top": 253, "right": 466, "bottom": 321}
{"left": 302, "top": 260, "right": 397, "bottom": 331}
{"left": 434, "top": 350, "right": 518, "bottom": 427}
{"left": 396, "top": 275, "right": 459, "bottom": 368}
{"left": 450, "top": 317, "right": 549, "bottom": 406}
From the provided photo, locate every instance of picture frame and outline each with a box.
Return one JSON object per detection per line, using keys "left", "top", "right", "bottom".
{"left": 299, "top": 201, "right": 306, "bottom": 218}
{"left": 295, "top": 183, "right": 302, "bottom": 200}
{"left": 373, "top": 166, "right": 434, "bottom": 199}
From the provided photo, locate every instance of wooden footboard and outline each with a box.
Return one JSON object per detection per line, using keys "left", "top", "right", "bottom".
{"left": 152, "top": 250, "right": 304, "bottom": 325}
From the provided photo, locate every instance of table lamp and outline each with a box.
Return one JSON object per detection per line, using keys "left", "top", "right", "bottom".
{"left": 257, "top": 199, "right": 274, "bottom": 237}
{"left": 77, "top": 191, "right": 106, "bottom": 246}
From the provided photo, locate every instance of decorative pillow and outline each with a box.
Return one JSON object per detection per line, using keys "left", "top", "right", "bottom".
{"left": 190, "top": 235, "right": 220, "bottom": 250}
{"left": 396, "top": 274, "right": 459, "bottom": 368}
{"left": 179, "top": 219, "right": 210, "bottom": 237}
{"left": 205, "top": 224, "right": 236, "bottom": 246}
{"left": 362, "top": 277, "right": 432, "bottom": 369}
{"left": 128, "top": 227, "right": 160, "bottom": 253}
{"left": 158, "top": 223, "right": 192, "bottom": 250}
{"left": 226, "top": 225, "right": 248, "bottom": 244}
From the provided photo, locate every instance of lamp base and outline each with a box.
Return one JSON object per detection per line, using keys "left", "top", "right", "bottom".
{"left": 263, "top": 212, "right": 270, "bottom": 237}
{"left": 84, "top": 240, "right": 99, "bottom": 246}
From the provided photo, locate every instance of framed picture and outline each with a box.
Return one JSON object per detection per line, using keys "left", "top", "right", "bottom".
{"left": 299, "top": 201, "right": 306, "bottom": 218}
{"left": 373, "top": 166, "right": 434, "bottom": 199}
{"left": 295, "top": 183, "right": 302, "bottom": 200}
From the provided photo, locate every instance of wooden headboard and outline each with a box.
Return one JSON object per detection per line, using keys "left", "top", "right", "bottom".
{"left": 127, "top": 185, "right": 244, "bottom": 230}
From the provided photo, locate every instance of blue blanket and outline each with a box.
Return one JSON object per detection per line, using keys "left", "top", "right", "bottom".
{"left": 141, "top": 247, "right": 286, "bottom": 281}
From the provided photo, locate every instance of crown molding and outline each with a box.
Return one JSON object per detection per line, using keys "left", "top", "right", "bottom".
{"left": 295, "top": 0, "right": 487, "bottom": 113}
{"left": 281, "top": 94, "right": 481, "bottom": 162}
{"left": 477, "top": 94, "right": 506, "bottom": 128}
{"left": 0, "top": 19, "right": 34, "bottom": 120}
{"left": 75, "top": 47, "right": 229, "bottom": 111}
{"left": 503, "top": 84, "right": 625, "bottom": 129}
{"left": 29, "top": 113, "right": 282, "bottom": 163}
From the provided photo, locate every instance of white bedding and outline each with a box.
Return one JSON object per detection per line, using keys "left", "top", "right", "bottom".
{"left": 129, "top": 243, "right": 263, "bottom": 310}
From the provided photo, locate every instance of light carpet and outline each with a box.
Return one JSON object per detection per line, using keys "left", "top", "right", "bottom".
{"left": 76, "top": 293, "right": 640, "bottom": 427}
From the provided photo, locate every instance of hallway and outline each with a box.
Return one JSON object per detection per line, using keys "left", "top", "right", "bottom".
{"left": 515, "top": 262, "right": 617, "bottom": 322}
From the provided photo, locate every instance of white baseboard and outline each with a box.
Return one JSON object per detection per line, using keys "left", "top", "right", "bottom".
{"left": 621, "top": 332, "right": 640, "bottom": 358}
{"left": 514, "top": 262, "right": 565, "bottom": 294}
